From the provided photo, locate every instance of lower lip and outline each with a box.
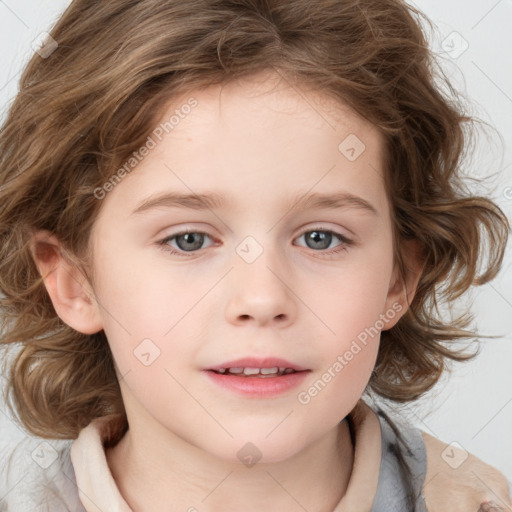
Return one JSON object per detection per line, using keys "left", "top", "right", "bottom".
{"left": 204, "top": 370, "right": 310, "bottom": 397}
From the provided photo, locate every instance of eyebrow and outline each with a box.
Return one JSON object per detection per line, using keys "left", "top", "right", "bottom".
{"left": 131, "top": 190, "right": 378, "bottom": 216}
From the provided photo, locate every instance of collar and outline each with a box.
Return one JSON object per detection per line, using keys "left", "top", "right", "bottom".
{"left": 70, "top": 399, "right": 382, "bottom": 512}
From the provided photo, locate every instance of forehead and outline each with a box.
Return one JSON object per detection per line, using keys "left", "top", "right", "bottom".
{"left": 164, "top": 72, "right": 382, "bottom": 146}
{"left": 97, "top": 71, "right": 389, "bottom": 220}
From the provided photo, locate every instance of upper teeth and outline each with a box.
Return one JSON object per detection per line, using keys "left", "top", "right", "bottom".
{"left": 216, "top": 367, "right": 295, "bottom": 375}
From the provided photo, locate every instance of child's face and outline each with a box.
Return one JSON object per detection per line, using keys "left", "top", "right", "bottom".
{"left": 88, "top": 71, "right": 406, "bottom": 462}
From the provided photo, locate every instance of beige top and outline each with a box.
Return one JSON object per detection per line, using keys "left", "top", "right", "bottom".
{"left": 70, "top": 400, "right": 383, "bottom": 512}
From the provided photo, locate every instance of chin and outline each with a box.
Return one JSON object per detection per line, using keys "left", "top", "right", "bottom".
{"left": 210, "top": 434, "right": 307, "bottom": 467}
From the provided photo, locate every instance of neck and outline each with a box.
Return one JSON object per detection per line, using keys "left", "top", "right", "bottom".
{"left": 106, "top": 416, "right": 354, "bottom": 512}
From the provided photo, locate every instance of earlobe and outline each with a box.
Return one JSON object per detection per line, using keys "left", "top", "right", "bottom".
{"left": 30, "top": 230, "right": 103, "bottom": 335}
{"left": 383, "top": 239, "right": 425, "bottom": 329}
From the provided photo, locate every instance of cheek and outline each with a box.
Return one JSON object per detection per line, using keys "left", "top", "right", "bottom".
{"left": 300, "top": 254, "right": 394, "bottom": 397}
{"left": 312, "top": 257, "right": 394, "bottom": 342}
{"left": 92, "top": 245, "right": 207, "bottom": 332}
{"left": 296, "top": 295, "right": 384, "bottom": 428}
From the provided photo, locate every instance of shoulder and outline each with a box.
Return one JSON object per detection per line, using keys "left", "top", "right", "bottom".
{"left": 421, "top": 431, "right": 512, "bottom": 511}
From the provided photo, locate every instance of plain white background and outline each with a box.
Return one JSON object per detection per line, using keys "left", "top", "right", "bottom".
{"left": 0, "top": 0, "right": 511, "bottom": 488}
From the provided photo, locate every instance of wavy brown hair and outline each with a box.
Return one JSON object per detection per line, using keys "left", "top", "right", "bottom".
{"left": 0, "top": 0, "right": 509, "bottom": 439}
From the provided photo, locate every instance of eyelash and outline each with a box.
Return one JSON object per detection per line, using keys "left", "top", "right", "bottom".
{"left": 157, "top": 226, "right": 354, "bottom": 258}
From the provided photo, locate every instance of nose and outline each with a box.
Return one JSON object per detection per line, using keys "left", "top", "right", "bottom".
{"left": 224, "top": 244, "right": 297, "bottom": 328}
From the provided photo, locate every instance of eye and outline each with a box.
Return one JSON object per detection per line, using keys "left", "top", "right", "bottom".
{"left": 294, "top": 228, "right": 353, "bottom": 255}
{"left": 159, "top": 230, "right": 215, "bottom": 255}
{"left": 157, "top": 227, "right": 354, "bottom": 257}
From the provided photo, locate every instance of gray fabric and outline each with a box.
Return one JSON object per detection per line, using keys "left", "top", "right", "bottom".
{"left": 370, "top": 409, "right": 428, "bottom": 512}
{"left": 0, "top": 438, "right": 85, "bottom": 512}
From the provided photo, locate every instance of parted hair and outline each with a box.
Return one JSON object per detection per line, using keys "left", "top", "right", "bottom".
{"left": 0, "top": 0, "right": 509, "bottom": 439}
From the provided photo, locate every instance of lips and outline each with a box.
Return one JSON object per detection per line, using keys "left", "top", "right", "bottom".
{"left": 204, "top": 357, "right": 311, "bottom": 397}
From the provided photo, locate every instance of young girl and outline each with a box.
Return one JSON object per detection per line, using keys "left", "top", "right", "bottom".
{"left": 0, "top": 0, "right": 510, "bottom": 511}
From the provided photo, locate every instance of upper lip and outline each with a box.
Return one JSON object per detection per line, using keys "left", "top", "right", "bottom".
{"left": 205, "top": 357, "right": 309, "bottom": 372}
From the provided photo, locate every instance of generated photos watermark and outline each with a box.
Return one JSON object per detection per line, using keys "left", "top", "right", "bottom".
{"left": 297, "top": 302, "right": 403, "bottom": 405}
{"left": 93, "top": 97, "right": 198, "bottom": 200}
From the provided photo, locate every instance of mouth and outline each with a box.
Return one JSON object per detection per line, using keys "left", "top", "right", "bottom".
{"left": 203, "top": 357, "right": 310, "bottom": 397}
{"left": 208, "top": 366, "right": 301, "bottom": 377}
{"left": 205, "top": 357, "right": 309, "bottom": 376}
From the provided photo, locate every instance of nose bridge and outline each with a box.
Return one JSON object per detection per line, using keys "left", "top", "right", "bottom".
{"left": 234, "top": 233, "right": 285, "bottom": 285}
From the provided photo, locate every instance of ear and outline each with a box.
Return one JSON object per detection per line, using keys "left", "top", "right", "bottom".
{"left": 29, "top": 230, "right": 103, "bottom": 334}
{"left": 382, "top": 239, "right": 424, "bottom": 330}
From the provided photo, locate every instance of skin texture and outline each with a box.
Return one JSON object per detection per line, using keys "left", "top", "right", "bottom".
{"left": 31, "top": 71, "right": 424, "bottom": 511}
